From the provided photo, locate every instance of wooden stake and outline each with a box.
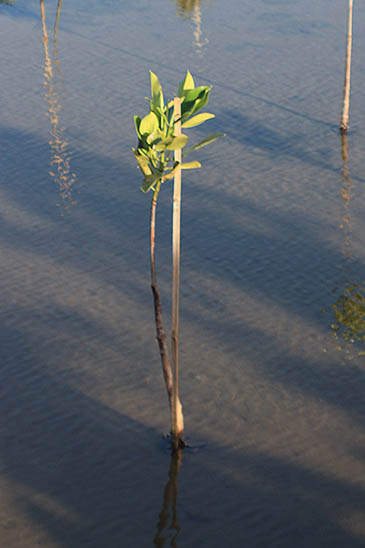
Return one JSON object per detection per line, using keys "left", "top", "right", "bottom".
{"left": 340, "top": 0, "right": 353, "bottom": 133}
{"left": 171, "top": 97, "right": 184, "bottom": 449}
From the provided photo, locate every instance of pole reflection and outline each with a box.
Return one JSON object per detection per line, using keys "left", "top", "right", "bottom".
{"left": 174, "top": 0, "right": 208, "bottom": 55}
{"left": 339, "top": 133, "right": 353, "bottom": 263}
{"left": 330, "top": 133, "right": 365, "bottom": 355}
{"left": 54, "top": 0, "right": 63, "bottom": 36}
{"left": 40, "top": 0, "right": 76, "bottom": 210}
{"left": 154, "top": 450, "right": 183, "bottom": 547}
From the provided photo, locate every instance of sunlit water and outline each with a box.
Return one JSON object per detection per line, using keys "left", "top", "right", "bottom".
{"left": 0, "top": 1, "right": 364, "bottom": 546}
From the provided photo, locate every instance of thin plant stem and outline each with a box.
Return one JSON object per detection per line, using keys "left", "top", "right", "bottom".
{"left": 150, "top": 183, "right": 175, "bottom": 407}
{"left": 340, "top": 0, "right": 353, "bottom": 132}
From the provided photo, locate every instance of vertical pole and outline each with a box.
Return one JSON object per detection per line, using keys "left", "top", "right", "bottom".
{"left": 171, "top": 97, "right": 183, "bottom": 449}
{"left": 340, "top": 0, "right": 353, "bottom": 132}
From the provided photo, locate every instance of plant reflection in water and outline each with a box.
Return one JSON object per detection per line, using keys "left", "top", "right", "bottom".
{"left": 154, "top": 449, "right": 183, "bottom": 547}
{"left": 329, "top": 133, "right": 365, "bottom": 356}
{"left": 40, "top": 0, "right": 77, "bottom": 210}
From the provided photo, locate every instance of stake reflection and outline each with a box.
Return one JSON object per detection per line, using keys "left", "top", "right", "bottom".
{"left": 174, "top": 0, "right": 208, "bottom": 55}
{"left": 339, "top": 133, "right": 354, "bottom": 261}
{"left": 330, "top": 134, "right": 365, "bottom": 354}
{"left": 40, "top": 0, "right": 76, "bottom": 210}
{"left": 154, "top": 450, "right": 183, "bottom": 547}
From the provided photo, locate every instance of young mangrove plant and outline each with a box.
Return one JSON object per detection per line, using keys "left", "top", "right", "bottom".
{"left": 133, "top": 70, "right": 223, "bottom": 451}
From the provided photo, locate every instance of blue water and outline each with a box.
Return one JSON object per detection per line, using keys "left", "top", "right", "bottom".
{"left": 0, "top": 1, "right": 364, "bottom": 546}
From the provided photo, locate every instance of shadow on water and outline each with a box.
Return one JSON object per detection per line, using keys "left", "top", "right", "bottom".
{"left": 1, "top": 4, "right": 364, "bottom": 548}
{"left": 1, "top": 123, "right": 364, "bottom": 373}
{"left": 0, "top": 124, "right": 365, "bottom": 546}
{"left": 218, "top": 108, "right": 365, "bottom": 184}
{"left": 1, "top": 12, "right": 365, "bottom": 535}
{"left": 27, "top": 2, "right": 340, "bottom": 134}
{"left": 0, "top": 320, "right": 365, "bottom": 548}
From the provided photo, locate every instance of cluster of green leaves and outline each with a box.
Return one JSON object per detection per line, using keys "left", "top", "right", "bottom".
{"left": 331, "top": 282, "right": 365, "bottom": 343}
{"left": 133, "top": 71, "right": 223, "bottom": 193}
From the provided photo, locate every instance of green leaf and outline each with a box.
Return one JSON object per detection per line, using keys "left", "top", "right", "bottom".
{"left": 181, "top": 161, "right": 201, "bottom": 169}
{"left": 181, "top": 87, "right": 211, "bottom": 120}
{"left": 150, "top": 71, "right": 164, "bottom": 110}
{"left": 178, "top": 70, "right": 195, "bottom": 97}
{"left": 134, "top": 116, "right": 142, "bottom": 138}
{"left": 155, "top": 134, "right": 188, "bottom": 151}
{"left": 140, "top": 111, "right": 159, "bottom": 135}
{"left": 181, "top": 86, "right": 208, "bottom": 102}
{"left": 182, "top": 113, "right": 215, "bottom": 128}
{"left": 161, "top": 162, "right": 180, "bottom": 181}
{"left": 141, "top": 172, "right": 162, "bottom": 193}
{"left": 146, "top": 130, "right": 163, "bottom": 145}
{"left": 183, "top": 133, "right": 225, "bottom": 156}
{"left": 165, "top": 134, "right": 188, "bottom": 150}
{"left": 154, "top": 136, "right": 173, "bottom": 152}
{"left": 133, "top": 149, "right": 152, "bottom": 177}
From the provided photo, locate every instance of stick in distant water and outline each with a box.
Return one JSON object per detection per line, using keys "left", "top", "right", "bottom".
{"left": 340, "top": 0, "right": 353, "bottom": 133}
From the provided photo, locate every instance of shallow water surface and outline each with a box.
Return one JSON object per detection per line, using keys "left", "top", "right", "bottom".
{"left": 0, "top": 0, "right": 364, "bottom": 546}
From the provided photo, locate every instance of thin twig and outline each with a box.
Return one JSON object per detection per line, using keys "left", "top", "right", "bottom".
{"left": 150, "top": 184, "right": 175, "bottom": 406}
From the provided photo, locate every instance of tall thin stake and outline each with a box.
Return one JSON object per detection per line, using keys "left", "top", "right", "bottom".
{"left": 171, "top": 97, "right": 184, "bottom": 450}
{"left": 340, "top": 0, "right": 353, "bottom": 133}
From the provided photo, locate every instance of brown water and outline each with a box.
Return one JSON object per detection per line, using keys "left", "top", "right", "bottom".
{"left": 0, "top": 1, "right": 364, "bottom": 546}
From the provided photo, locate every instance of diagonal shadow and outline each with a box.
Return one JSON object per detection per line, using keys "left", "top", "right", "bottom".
{"left": 0, "top": 124, "right": 364, "bottom": 546}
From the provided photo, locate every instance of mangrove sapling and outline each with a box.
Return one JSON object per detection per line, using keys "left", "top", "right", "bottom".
{"left": 133, "top": 71, "right": 224, "bottom": 450}
{"left": 340, "top": 0, "right": 353, "bottom": 133}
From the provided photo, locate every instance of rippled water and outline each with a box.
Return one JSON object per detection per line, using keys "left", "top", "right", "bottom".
{"left": 0, "top": 1, "right": 364, "bottom": 546}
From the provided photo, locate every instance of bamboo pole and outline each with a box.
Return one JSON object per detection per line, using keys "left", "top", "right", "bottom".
{"left": 340, "top": 0, "right": 353, "bottom": 133}
{"left": 171, "top": 97, "right": 185, "bottom": 450}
